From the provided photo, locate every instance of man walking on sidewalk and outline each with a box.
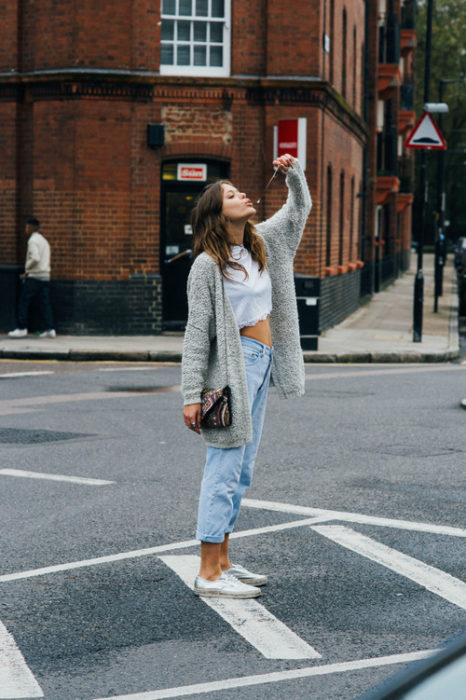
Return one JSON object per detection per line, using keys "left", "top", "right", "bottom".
{"left": 8, "top": 217, "right": 56, "bottom": 338}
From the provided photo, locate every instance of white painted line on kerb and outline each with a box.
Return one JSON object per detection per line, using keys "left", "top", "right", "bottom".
{"left": 93, "top": 649, "right": 436, "bottom": 700}
{"left": 312, "top": 525, "right": 466, "bottom": 610}
{"left": 243, "top": 498, "right": 466, "bottom": 538}
{"left": 0, "top": 517, "right": 326, "bottom": 584}
{"left": 0, "top": 371, "right": 54, "bottom": 379}
{"left": 0, "top": 469, "right": 114, "bottom": 486}
{"left": 159, "top": 554, "right": 321, "bottom": 660}
{"left": 0, "top": 619, "right": 43, "bottom": 698}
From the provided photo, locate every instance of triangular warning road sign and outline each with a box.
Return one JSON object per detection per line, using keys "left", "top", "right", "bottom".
{"left": 405, "top": 112, "right": 447, "bottom": 150}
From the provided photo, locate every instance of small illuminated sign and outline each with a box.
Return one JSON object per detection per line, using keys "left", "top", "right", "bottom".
{"left": 177, "top": 164, "right": 207, "bottom": 181}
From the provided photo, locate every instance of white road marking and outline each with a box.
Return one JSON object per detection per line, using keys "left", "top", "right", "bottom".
{"left": 312, "top": 525, "right": 466, "bottom": 610}
{"left": 0, "top": 371, "right": 54, "bottom": 379}
{"left": 0, "top": 517, "right": 327, "bottom": 584}
{"left": 0, "top": 619, "right": 43, "bottom": 698}
{"left": 0, "top": 469, "right": 114, "bottom": 486}
{"left": 0, "top": 389, "right": 177, "bottom": 417}
{"left": 92, "top": 649, "right": 436, "bottom": 700}
{"left": 159, "top": 554, "right": 321, "bottom": 660}
{"left": 305, "top": 365, "right": 464, "bottom": 380}
{"left": 97, "top": 367, "right": 158, "bottom": 372}
{"left": 243, "top": 498, "right": 466, "bottom": 537}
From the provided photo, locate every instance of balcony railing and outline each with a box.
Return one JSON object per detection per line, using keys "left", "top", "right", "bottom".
{"left": 401, "top": 0, "right": 417, "bottom": 30}
{"left": 400, "top": 79, "right": 414, "bottom": 109}
{"left": 398, "top": 154, "right": 413, "bottom": 193}
{"left": 379, "top": 13, "right": 401, "bottom": 64}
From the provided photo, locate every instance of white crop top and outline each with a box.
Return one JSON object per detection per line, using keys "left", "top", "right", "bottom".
{"left": 223, "top": 245, "right": 272, "bottom": 329}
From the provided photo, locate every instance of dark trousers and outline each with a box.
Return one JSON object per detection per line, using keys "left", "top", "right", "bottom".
{"left": 18, "top": 277, "right": 54, "bottom": 330}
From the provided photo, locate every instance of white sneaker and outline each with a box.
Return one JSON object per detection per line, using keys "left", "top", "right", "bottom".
{"left": 224, "top": 563, "right": 268, "bottom": 586}
{"left": 8, "top": 328, "right": 28, "bottom": 338}
{"left": 39, "top": 329, "right": 56, "bottom": 338}
{"left": 194, "top": 572, "right": 262, "bottom": 598}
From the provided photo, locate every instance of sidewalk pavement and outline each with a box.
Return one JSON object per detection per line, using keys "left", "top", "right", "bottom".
{"left": 0, "top": 254, "right": 460, "bottom": 364}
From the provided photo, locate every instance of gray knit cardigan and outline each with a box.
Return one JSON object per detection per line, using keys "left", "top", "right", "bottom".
{"left": 181, "top": 160, "right": 312, "bottom": 448}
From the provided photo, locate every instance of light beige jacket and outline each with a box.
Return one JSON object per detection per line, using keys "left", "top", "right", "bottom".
{"left": 26, "top": 232, "right": 51, "bottom": 281}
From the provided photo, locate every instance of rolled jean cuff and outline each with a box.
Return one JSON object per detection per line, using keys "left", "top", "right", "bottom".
{"left": 196, "top": 532, "right": 226, "bottom": 543}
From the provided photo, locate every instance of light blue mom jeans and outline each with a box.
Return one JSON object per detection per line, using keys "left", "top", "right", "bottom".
{"left": 196, "top": 337, "right": 273, "bottom": 543}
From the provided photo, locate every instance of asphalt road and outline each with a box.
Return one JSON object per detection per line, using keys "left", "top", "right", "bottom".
{"left": 0, "top": 355, "right": 465, "bottom": 700}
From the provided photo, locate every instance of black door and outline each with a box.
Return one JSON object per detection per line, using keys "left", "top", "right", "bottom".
{"left": 161, "top": 160, "right": 229, "bottom": 329}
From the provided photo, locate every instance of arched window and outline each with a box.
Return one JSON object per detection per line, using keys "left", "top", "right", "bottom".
{"left": 339, "top": 170, "right": 345, "bottom": 266}
{"left": 326, "top": 165, "right": 333, "bottom": 267}
{"left": 342, "top": 8, "right": 347, "bottom": 99}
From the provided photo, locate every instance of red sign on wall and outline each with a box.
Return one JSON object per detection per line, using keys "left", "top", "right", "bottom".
{"left": 277, "top": 120, "right": 299, "bottom": 158}
{"left": 276, "top": 118, "right": 307, "bottom": 169}
{"left": 177, "top": 164, "right": 207, "bottom": 181}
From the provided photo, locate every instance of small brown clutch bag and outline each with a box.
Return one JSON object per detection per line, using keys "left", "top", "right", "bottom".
{"left": 201, "top": 385, "right": 232, "bottom": 428}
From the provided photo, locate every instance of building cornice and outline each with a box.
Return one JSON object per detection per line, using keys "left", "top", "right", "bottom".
{"left": 0, "top": 69, "right": 368, "bottom": 139}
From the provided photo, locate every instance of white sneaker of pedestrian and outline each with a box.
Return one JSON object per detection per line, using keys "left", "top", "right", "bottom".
{"left": 8, "top": 328, "right": 28, "bottom": 337}
{"left": 194, "top": 572, "right": 262, "bottom": 598}
{"left": 39, "top": 329, "right": 56, "bottom": 338}
{"left": 223, "top": 563, "right": 268, "bottom": 586}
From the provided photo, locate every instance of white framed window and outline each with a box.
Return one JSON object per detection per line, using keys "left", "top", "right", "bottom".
{"left": 160, "top": 0, "right": 231, "bottom": 77}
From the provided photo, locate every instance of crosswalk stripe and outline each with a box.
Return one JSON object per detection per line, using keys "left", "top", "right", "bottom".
{"left": 0, "top": 468, "right": 114, "bottom": 486}
{"left": 312, "top": 525, "right": 466, "bottom": 609}
{"left": 0, "top": 371, "right": 54, "bottom": 378}
{"left": 243, "top": 498, "right": 466, "bottom": 537}
{"left": 0, "top": 620, "right": 43, "bottom": 698}
{"left": 159, "top": 555, "right": 321, "bottom": 660}
{"left": 93, "top": 649, "right": 436, "bottom": 700}
{"left": 0, "top": 517, "right": 326, "bottom": 584}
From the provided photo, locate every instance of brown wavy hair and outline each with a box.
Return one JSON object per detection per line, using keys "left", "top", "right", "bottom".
{"left": 191, "top": 180, "right": 267, "bottom": 279}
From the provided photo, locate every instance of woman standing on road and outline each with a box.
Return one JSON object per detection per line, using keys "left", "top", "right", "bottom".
{"left": 182, "top": 154, "right": 312, "bottom": 599}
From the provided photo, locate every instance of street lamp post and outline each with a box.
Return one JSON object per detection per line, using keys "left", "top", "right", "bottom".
{"left": 434, "top": 78, "right": 466, "bottom": 312}
{"left": 413, "top": 0, "right": 434, "bottom": 342}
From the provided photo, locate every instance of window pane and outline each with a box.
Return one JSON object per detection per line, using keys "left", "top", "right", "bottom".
{"left": 194, "top": 21, "right": 207, "bottom": 41}
{"left": 162, "top": 0, "right": 176, "bottom": 15}
{"left": 195, "top": 0, "right": 208, "bottom": 17}
{"left": 162, "top": 19, "right": 174, "bottom": 40}
{"left": 194, "top": 44, "right": 207, "bottom": 65}
{"left": 211, "top": 0, "right": 224, "bottom": 17}
{"left": 161, "top": 44, "right": 174, "bottom": 64}
{"left": 179, "top": 0, "right": 192, "bottom": 15}
{"left": 210, "top": 45, "right": 223, "bottom": 66}
{"left": 177, "top": 44, "right": 191, "bottom": 65}
{"left": 209, "top": 22, "right": 223, "bottom": 43}
{"left": 177, "top": 20, "right": 191, "bottom": 40}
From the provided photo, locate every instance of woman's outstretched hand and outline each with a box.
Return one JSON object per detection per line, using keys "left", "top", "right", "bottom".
{"left": 272, "top": 153, "right": 295, "bottom": 173}
{"left": 183, "top": 403, "right": 202, "bottom": 435}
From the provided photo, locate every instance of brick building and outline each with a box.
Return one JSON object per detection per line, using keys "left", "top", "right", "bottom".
{"left": 0, "top": 0, "right": 416, "bottom": 336}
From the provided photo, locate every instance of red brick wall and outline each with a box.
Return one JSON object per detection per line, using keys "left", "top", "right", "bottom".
{"left": 0, "top": 0, "right": 18, "bottom": 71}
{"left": 0, "top": 0, "right": 386, "bottom": 333}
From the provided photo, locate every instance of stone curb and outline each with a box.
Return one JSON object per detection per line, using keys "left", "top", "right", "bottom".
{"left": 0, "top": 346, "right": 459, "bottom": 363}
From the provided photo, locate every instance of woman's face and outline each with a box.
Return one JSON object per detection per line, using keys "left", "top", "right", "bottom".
{"left": 221, "top": 183, "right": 256, "bottom": 222}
